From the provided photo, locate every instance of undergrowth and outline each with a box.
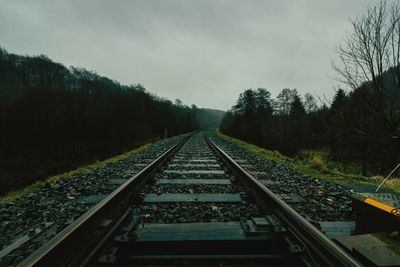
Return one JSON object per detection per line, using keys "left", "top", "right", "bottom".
{"left": 217, "top": 131, "right": 399, "bottom": 192}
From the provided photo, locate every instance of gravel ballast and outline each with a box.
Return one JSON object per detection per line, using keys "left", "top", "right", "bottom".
{"left": 0, "top": 134, "right": 189, "bottom": 265}
{"left": 208, "top": 133, "right": 355, "bottom": 222}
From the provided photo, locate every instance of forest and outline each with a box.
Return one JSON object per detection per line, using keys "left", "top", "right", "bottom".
{"left": 220, "top": 85, "right": 397, "bottom": 176}
{"left": 221, "top": 2, "right": 400, "bottom": 178}
{"left": 0, "top": 48, "right": 222, "bottom": 195}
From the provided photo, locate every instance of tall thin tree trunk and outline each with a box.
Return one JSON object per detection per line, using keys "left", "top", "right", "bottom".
{"left": 362, "top": 157, "right": 367, "bottom": 176}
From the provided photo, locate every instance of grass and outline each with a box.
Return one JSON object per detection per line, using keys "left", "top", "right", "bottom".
{"left": 369, "top": 175, "right": 400, "bottom": 192}
{"left": 0, "top": 142, "right": 154, "bottom": 202}
{"left": 216, "top": 131, "right": 400, "bottom": 193}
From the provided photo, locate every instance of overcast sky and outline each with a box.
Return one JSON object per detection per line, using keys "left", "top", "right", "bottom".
{"left": 0, "top": 0, "right": 380, "bottom": 110}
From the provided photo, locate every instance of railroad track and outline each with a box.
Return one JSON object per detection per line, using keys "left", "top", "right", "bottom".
{"left": 14, "top": 132, "right": 360, "bottom": 266}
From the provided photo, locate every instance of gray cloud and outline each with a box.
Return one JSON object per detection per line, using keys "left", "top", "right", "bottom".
{"left": 0, "top": 0, "right": 380, "bottom": 110}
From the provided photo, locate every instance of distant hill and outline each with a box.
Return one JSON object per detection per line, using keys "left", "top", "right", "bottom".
{"left": 195, "top": 108, "right": 225, "bottom": 129}
{"left": 358, "top": 65, "right": 400, "bottom": 101}
{"left": 382, "top": 66, "right": 400, "bottom": 105}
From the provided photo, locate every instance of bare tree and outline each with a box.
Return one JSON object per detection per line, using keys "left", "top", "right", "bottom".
{"left": 304, "top": 93, "right": 318, "bottom": 113}
{"left": 333, "top": 1, "right": 400, "bottom": 135}
{"left": 332, "top": 0, "right": 400, "bottom": 171}
{"left": 333, "top": 1, "right": 400, "bottom": 93}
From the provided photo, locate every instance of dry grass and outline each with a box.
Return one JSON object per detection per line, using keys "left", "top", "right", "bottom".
{"left": 369, "top": 175, "right": 400, "bottom": 192}
{"left": 309, "top": 154, "right": 327, "bottom": 172}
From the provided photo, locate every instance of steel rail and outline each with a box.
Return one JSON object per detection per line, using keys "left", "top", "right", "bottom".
{"left": 17, "top": 134, "right": 192, "bottom": 267}
{"left": 206, "top": 137, "right": 362, "bottom": 267}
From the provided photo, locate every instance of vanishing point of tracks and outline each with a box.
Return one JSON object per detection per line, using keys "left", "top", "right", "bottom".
{"left": 16, "top": 132, "right": 361, "bottom": 267}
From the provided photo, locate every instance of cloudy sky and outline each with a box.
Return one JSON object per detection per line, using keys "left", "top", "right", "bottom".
{"left": 0, "top": 0, "right": 379, "bottom": 110}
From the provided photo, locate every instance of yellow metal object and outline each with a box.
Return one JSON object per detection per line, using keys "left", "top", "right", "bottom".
{"left": 363, "top": 197, "right": 399, "bottom": 216}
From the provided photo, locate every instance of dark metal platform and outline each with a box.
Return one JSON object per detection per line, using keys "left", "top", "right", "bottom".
{"left": 114, "top": 220, "right": 289, "bottom": 265}
{"left": 352, "top": 193, "right": 400, "bottom": 231}
{"left": 336, "top": 232, "right": 400, "bottom": 267}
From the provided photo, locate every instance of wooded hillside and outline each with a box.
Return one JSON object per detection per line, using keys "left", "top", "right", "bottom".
{"left": 0, "top": 48, "right": 207, "bottom": 194}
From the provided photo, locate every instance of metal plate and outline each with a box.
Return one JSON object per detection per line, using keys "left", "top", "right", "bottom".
{"left": 359, "top": 193, "right": 400, "bottom": 208}
{"left": 137, "top": 222, "right": 246, "bottom": 241}
{"left": 318, "top": 221, "right": 356, "bottom": 239}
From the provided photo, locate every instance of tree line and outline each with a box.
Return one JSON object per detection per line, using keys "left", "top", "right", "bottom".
{"left": 220, "top": 88, "right": 323, "bottom": 155}
{"left": 0, "top": 48, "right": 198, "bottom": 194}
{"left": 220, "top": 85, "right": 399, "bottom": 176}
{"left": 221, "top": 1, "right": 400, "bottom": 178}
